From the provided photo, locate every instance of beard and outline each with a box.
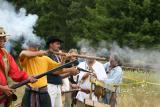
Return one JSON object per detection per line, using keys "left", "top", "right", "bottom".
{"left": 0, "top": 42, "right": 5, "bottom": 48}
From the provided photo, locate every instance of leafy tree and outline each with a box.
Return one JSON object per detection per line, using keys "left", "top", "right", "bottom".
{"left": 9, "top": 0, "right": 160, "bottom": 49}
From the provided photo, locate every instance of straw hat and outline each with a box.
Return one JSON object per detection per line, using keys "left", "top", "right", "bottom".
{"left": 0, "top": 27, "right": 9, "bottom": 37}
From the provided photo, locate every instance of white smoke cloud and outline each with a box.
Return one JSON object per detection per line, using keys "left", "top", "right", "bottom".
{"left": 77, "top": 39, "right": 160, "bottom": 72}
{"left": 111, "top": 43, "right": 160, "bottom": 72}
{"left": 77, "top": 39, "right": 109, "bottom": 57}
{"left": 77, "top": 39, "right": 98, "bottom": 57}
{"left": 0, "top": 0, "right": 42, "bottom": 49}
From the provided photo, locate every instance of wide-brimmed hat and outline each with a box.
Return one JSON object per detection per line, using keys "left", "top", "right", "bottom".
{"left": 46, "top": 36, "right": 63, "bottom": 46}
{"left": 0, "top": 27, "right": 9, "bottom": 37}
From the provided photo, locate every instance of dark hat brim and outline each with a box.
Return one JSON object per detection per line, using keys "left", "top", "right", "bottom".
{"left": 46, "top": 36, "right": 63, "bottom": 47}
{"left": 51, "top": 38, "right": 63, "bottom": 43}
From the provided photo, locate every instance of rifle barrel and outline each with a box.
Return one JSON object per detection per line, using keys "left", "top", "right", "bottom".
{"left": 52, "top": 51, "right": 107, "bottom": 61}
{"left": 0, "top": 60, "right": 78, "bottom": 100}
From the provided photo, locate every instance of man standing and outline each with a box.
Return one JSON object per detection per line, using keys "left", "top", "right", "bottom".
{"left": 19, "top": 40, "right": 58, "bottom": 107}
{"left": 20, "top": 39, "right": 78, "bottom": 107}
{"left": 76, "top": 52, "right": 107, "bottom": 107}
{"left": 0, "top": 27, "right": 35, "bottom": 107}
{"left": 46, "top": 36, "right": 79, "bottom": 107}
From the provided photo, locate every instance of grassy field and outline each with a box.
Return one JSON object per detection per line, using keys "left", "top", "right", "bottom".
{"left": 118, "top": 71, "right": 160, "bottom": 107}
{"left": 11, "top": 70, "right": 160, "bottom": 107}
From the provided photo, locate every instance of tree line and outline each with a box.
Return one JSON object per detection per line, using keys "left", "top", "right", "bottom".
{"left": 9, "top": 0, "right": 160, "bottom": 50}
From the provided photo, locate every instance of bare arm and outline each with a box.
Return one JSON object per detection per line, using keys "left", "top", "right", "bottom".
{"left": 53, "top": 67, "right": 79, "bottom": 76}
{"left": 81, "top": 72, "right": 90, "bottom": 80}
{"left": 0, "top": 85, "right": 13, "bottom": 96}
{"left": 60, "top": 72, "right": 70, "bottom": 79}
{"left": 20, "top": 50, "right": 47, "bottom": 57}
{"left": 19, "top": 50, "right": 47, "bottom": 61}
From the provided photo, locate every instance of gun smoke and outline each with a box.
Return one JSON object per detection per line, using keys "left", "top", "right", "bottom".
{"left": 77, "top": 39, "right": 160, "bottom": 72}
{"left": 0, "top": 0, "right": 43, "bottom": 50}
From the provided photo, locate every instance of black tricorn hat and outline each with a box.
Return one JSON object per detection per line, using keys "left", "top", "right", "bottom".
{"left": 46, "top": 36, "right": 63, "bottom": 47}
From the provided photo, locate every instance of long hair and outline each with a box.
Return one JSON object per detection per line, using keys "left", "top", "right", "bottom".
{"left": 111, "top": 53, "right": 122, "bottom": 66}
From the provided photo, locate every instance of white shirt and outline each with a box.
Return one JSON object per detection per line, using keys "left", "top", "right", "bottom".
{"left": 76, "top": 61, "right": 107, "bottom": 102}
{"left": 62, "top": 78, "right": 70, "bottom": 92}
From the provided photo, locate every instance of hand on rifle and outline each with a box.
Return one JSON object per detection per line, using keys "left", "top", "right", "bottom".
{"left": 80, "top": 88, "right": 90, "bottom": 94}
{"left": 68, "top": 67, "right": 80, "bottom": 76}
{"left": 0, "top": 85, "right": 14, "bottom": 96}
{"left": 90, "top": 76, "right": 97, "bottom": 83}
{"left": 61, "top": 53, "right": 73, "bottom": 63}
{"left": 82, "top": 72, "right": 90, "bottom": 80}
{"left": 70, "top": 84, "right": 80, "bottom": 89}
{"left": 28, "top": 76, "right": 37, "bottom": 83}
{"left": 92, "top": 73, "right": 97, "bottom": 79}
{"left": 39, "top": 50, "right": 48, "bottom": 55}
{"left": 62, "top": 52, "right": 77, "bottom": 62}
{"left": 65, "top": 53, "right": 72, "bottom": 58}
